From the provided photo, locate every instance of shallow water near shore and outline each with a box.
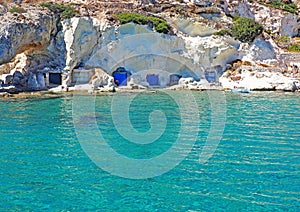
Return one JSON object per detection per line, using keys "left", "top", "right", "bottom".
{"left": 0, "top": 91, "right": 299, "bottom": 210}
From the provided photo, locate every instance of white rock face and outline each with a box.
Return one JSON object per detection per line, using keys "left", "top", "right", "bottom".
{"left": 0, "top": 53, "right": 29, "bottom": 76}
{"left": 89, "top": 68, "right": 115, "bottom": 92}
{"left": 280, "top": 13, "right": 299, "bottom": 37}
{"left": 1, "top": 1, "right": 298, "bottom": 93}
{"left": 86, "top": 23, "right": 199, "bottom": 81}
{"left": 85, "top": 23, "right": 239, "bottom": 87}
{"left": 172, "top": 19, "right": 216, "bottom": 37}
{"left": 224, "top": 0, "right": 299, "bottom": 37}
{"left": 0, "top": 5, "right": 69, "bottom": 91}
{"left": 1, "top": 12, "right": 241, "bottom": 91}
{"left": 0, "top": 7, "right": 58, "bottom": 65}
{"left": 220, "top": 69, "right": 297, "bottom": 91}
{"left": 239, "top": 37, "right": 280, "bottom": 65}
{"left": 62, "top": 17, "right": 103, "bottom": 86}
{"left": 183, "top": 35, "right": 239, "bottom": 73}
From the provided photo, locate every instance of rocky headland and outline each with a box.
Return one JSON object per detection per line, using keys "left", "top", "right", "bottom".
{"left": 0, "top": 0, "right": 300, "bottom": 95}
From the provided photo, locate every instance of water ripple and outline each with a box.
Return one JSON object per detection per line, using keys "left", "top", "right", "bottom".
{"left": 0, "top": 92, "right": 299, "bottom": 210}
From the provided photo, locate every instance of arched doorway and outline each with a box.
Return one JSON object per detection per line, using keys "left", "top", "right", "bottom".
{"left": 112, "top": 67, "right": 131, "bottom": 86}
{"left": 205, "top": 72, "right": 217, "bottom": 83}
{"left": 169, "top": 74, "right": 182, "bottom": 86}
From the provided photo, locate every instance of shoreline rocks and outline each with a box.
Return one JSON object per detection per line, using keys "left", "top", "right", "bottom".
{"left": 219, "top": 68, "right": 300, "bottom": 92}
{"left": 1, "top": 1, "right": 300, "bottom": 95}
{"left": 89, "top": 68, "right": 115, "bottom": 92}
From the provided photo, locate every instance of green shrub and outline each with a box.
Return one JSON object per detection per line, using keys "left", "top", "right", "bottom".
{"left": 40, "top": 2, "right": 76, "bottom": 19}
{"left": 231, "top": 17, "right": 263, "bottom": 43}
{"left": 278, "top": 35, "right": 290, "bottom": 43}
{"left": 264, "top": 29, "right": 272, "bottom": 34}
{"left": 115, "top": 12, "right": 170, "bottom": 34}
{"left": 9, "top": 6, "right": 26, "bottom": 13}
{"left": 288, "top": 43, "right": 300, "bottom": 52}
{"left": 214, "top": 29, "right": 231, "bottom": 36}
{"left": 268, "top": 0, "right": 297, "bottom": 13}
{"left": 155, "top": 22, "right": 169, "bottom": 34}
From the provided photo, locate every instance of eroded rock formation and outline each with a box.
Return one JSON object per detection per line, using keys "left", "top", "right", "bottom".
{"left": 0, "top": 0, "right": 299, "bottom": 92}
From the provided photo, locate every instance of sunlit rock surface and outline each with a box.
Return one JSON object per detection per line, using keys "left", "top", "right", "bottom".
{"left": 84, "top": 23, "right": 239, "bottom": 86}
{"left": 224, "top": 0, "right": 300, "bottom": 37}
{"left": 0, "top": 0, "right": 300, "bottom": 92}
{"left": 0, "top": 6, "right": 58, "bottom": 65}
{"left": 220, "top": 68, "right": 297, "bottom": 91}
{"left": 89, "top": 68, "right": 115, "bottom": 92}
{"left": 239, "top": 37, "right": 280, "bottom": 65}
{"left": 62, "top": 17, "right": 105, "bottom": 86}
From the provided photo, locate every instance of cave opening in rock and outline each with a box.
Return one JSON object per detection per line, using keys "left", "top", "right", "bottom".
{"left": 72, "top": 69, "right": 95, "bottom": 84}
{"left": 169, "top": 74, "right": 182, "bottom": 86}
{"left": 49, "top": 73, "right": 62, "bottom": 85}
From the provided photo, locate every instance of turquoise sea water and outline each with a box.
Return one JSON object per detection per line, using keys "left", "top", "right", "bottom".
{"left": 0, "top": 91, "right": 299, "bottom": 211}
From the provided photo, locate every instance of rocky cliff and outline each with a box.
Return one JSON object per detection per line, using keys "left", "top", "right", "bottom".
{"left": 0, "top": 0, "right": 300, "bottom": 92}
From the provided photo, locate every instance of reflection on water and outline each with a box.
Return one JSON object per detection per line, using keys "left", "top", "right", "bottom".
{"left": 0, "top": 91, "right": 299, "bottom": 210}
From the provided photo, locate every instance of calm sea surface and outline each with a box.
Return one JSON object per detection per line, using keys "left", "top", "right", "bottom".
{"left": 0, "top": 91, "right": 299, "bottom": 211}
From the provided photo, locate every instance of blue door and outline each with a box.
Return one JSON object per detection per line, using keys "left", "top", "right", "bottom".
{"left": 113, "top": 72, "right": 128, "bottom": 86}
{"left": 147, "top": 75, "right": 159, "bottom": 86}
{"left": 205, "top": 72, "right": 216, "bottom": 83}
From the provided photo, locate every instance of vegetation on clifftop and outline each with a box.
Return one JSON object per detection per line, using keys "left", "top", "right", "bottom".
{"left": 9, "top": 6, "right": 26, "bottom": 13}
{"left": 231, "top": 17, "right": 263, "bottom": 43}
{"left": 266, "top": 0, "right": 298, "bottom": 14}
{"left": 214, "top": 17, "right": 263, "bottom": 43}
{"left": 40, "top": 2, "right": 76, "bottom": 19}
{"left": 115, "top": 12, "right": 169, "bottom": 34}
